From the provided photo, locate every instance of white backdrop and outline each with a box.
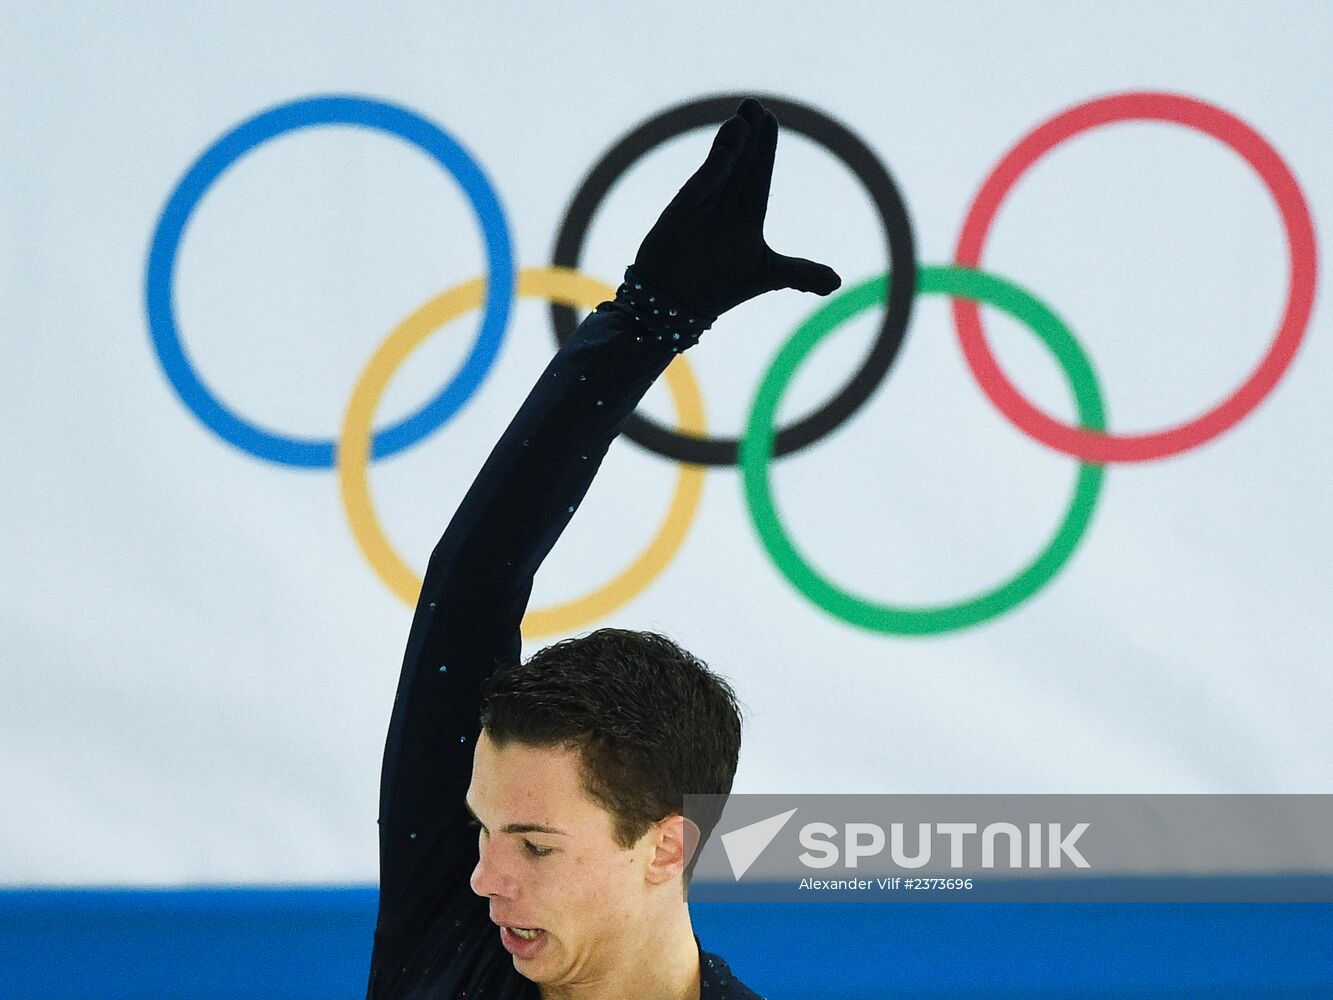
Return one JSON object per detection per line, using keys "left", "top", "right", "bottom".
{"left": 2, "top": 1, "right": 1329, "bottom": 886}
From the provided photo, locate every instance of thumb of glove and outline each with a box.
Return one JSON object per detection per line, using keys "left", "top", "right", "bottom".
{"left": 767, "top": 251, "right": 842, "bottom": 296}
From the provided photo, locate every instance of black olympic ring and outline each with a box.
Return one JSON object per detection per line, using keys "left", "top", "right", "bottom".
{"left": 548, "top": 93, "right": 918, "bottom": 466}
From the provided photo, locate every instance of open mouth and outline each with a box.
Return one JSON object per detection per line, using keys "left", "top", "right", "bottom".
{"left": 499, "top": 924, "right": 549, "bottom": 957}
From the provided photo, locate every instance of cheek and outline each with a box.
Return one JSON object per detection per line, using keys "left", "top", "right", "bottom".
{"left": 555, "top": 847, "right": 643, "bottom": 926}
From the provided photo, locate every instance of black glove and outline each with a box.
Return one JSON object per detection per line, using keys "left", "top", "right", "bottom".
{"left": 631, "top": 97, "right": 842, "bottom": 322}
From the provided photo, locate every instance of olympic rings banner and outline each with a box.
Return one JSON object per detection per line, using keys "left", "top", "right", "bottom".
{"left": 146, "top": 89, "right": 1317, "bottom": 637}
{"left": 3, "top": 2, "right": 1331, "bottom": 888}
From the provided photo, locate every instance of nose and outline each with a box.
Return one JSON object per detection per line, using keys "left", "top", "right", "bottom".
{"left": 470, "top": 837, "right": 520, "bottom": 899}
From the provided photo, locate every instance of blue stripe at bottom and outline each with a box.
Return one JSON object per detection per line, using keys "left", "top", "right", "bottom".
{"left": 1, "top": 887, "right": 1330, "bottom": 999}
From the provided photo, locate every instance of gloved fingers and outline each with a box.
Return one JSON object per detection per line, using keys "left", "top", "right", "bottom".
{"left": 721, "top": 99, "right": 768, "bottom": 210}
{"left": 767, "top": 251, "right": 843, "bottom": 296}
{"left": 739, "top": 110, "right": 779, "bottom": 222}
{"left": 669, "top": 113, "right": 750, "bottom": 212}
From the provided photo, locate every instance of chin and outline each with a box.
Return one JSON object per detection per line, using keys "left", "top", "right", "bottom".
{"left": 517, "top": 955, "right": 563, "bottom": 986}
{"left": 514, "top": 943, "right": 560, "bottom": 980}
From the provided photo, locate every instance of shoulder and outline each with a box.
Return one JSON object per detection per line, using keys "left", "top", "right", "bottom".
{"left": 700, "top": 949, "right": 766, "bottom": 999}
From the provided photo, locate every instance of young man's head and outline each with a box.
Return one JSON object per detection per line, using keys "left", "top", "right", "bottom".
{"left": 468, "top": 628, "right": 742, "bottom": 986}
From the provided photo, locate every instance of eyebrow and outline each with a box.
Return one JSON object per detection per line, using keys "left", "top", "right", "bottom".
{"left": 465, "top": 798, "right": 570, "bottom": 837}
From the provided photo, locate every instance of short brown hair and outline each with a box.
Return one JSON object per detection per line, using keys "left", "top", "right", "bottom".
{"left": 479, "top": 628, "right": 742, "bottom": 880}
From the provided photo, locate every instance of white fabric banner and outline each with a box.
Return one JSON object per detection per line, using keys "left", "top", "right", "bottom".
{"left": 2, "top": 0, "right": 1329, "bottom": 885}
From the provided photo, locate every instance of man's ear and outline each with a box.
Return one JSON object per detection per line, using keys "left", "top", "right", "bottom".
{"left": 645, "top": 814, "right": 702, "bottom": 885}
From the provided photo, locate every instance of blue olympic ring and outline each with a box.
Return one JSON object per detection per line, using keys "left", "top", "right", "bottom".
{"left": 145, "top": 94, "right": 515, "bottom": 468}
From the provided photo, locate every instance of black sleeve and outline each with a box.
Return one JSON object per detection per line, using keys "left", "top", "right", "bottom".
{"left": 368, "top": 268, "right": 711, "bottom": 968}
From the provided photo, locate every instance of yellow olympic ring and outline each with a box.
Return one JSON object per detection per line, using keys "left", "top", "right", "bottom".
{"left": 337, "top": 266, "right": 707, "bottom": 639}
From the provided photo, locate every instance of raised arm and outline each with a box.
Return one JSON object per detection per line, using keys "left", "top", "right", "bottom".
{"left": 369, "top": 96, "right": 840, "bottom": 969}
{"left": 373, "top": 275, "right": 705, "bottom": 915}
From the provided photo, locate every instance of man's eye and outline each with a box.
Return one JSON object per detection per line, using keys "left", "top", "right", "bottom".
{"left": 525, "top": 841, "right": 553, "bottom": 858}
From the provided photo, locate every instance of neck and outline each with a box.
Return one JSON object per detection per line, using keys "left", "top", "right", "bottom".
{"left": 541, "top": 899, "right": 700, "bottom": 1000}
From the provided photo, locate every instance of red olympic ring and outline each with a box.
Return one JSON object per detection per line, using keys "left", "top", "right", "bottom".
{"left": 954, "top": 91, "right": 1318, "bottom": 463}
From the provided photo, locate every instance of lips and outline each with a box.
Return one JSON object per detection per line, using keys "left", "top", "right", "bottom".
{"left": 491, "top": 917, "right": 545, "bottom": 936}
{"left": 498, "top": 923, "right": 548, "bottom": 959}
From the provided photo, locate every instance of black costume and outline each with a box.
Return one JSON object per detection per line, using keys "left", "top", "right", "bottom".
{"left": 366, "top": 97, "right": 838, "bottom": 1000}
{"left": 364, "top": 267, "right": 762, "bottom": 999}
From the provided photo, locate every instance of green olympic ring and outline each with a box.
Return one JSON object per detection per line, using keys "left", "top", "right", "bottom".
{"left": 741, "top": 265, "right": 1107, "bottom": 636}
